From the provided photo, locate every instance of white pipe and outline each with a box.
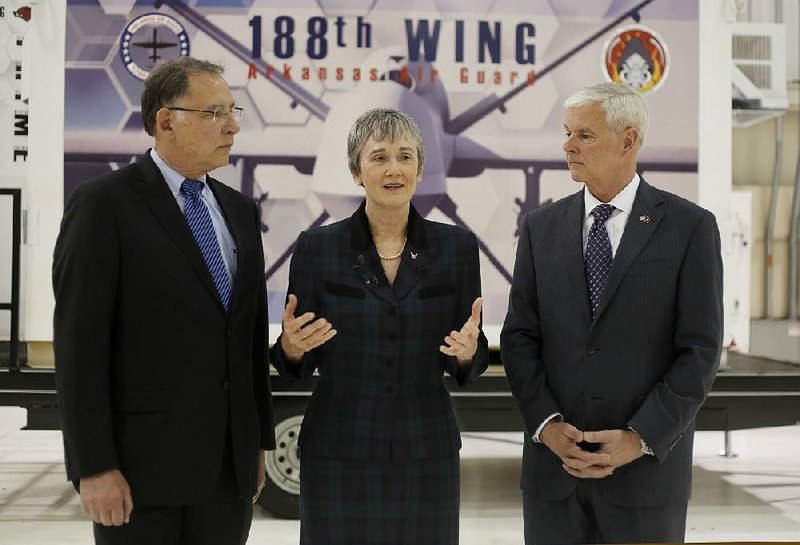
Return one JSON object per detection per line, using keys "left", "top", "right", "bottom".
{"left": 788, "top": 0, "right": 800, "bottom": 319}
{"left": 789, "top": 114, "right": 800, "bottom": 319}
{"left": 765, "top": 115, "right": 784, "bottom": 318}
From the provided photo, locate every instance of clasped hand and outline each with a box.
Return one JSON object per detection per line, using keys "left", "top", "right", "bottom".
{"left": 540, "top": 421, "right": 645, "bottom": 479}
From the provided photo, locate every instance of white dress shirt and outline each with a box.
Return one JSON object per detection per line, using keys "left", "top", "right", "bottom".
{"left": 582, "top": 174, "right": 640, "bottom": 257}
{"left": 150, "top": 148, "right": 237, "bottom": 288}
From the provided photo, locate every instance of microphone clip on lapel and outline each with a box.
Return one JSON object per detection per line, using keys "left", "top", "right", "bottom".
{"left": 354, "top": 254, "right": 379, "bottom": 286}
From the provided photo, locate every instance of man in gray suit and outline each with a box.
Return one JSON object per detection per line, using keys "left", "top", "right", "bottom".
{"left": 501, "top": 82, "right": 722, "bottom": 544}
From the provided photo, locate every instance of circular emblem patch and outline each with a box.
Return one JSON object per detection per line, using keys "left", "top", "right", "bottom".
{"left": 603, "top": 25, "right": 669, "bottom": 94}
{"left": 120, "top": 13, "right": 190, "bottom": 81}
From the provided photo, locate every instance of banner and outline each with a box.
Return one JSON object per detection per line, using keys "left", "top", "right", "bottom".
{"left": 64, "top": 0, "right": 699, "bottom": 328}
{"left": 0, "top": 0, "right": 32, "bottom": 176}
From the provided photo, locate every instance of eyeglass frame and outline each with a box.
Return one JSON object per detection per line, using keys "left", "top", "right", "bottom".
{"left": 167, "top": 105, "right": 244, "bottom": 123}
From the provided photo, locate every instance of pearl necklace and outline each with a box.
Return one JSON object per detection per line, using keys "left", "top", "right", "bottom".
{"left": 377, "top": 237, "right": 407, "bottom": 260}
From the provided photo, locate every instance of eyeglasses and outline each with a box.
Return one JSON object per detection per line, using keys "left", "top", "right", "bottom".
{"left": 167, "top": 106, "right": 244, "bottom": 123}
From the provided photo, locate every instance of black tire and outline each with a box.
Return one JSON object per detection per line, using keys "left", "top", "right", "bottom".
{"left": 258, "top": 400, "right": 305, "bottom": 519}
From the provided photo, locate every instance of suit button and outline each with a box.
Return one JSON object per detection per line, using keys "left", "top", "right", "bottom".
{"left": 387, "top": 331, "right": 398, "bottom": 341}
{"left": 222, "top": 381, "right": 231, "bottom": 391}
{"left": 226, "top": 329, "right": 233, "bottom": 338}
{"left": 385, "top": 386, "right": 395, "bottom": 394}
{"left": 586, "top": 345, "right": 598, "bottom": 355}
{"left": 387, "top": 307, "right": 397, "bottom": 316}
{"left": 384, "top": 358, "right": 394, "bottom": 367}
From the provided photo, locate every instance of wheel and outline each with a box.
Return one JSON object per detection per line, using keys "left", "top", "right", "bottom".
{"left": 258, "top": 401, "right": 304, "bottom": 518}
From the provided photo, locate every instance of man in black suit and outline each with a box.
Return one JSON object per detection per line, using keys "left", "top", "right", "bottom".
{"left": 501, "top": 82, "right": 723, "bottom": 544}
{"left": 53, "top": 57, "right": 275, "bottom": 544}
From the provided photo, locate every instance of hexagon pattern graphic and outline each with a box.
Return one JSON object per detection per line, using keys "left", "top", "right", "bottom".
{"left": 62, "top": 0, "right": 700, "bottom": 326}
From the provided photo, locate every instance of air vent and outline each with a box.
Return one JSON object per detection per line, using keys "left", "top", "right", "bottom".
{"left": 733, "top": 34, "right": 772, "bottom": 61}
{"left": 731, "top": 23, "right": 788, "bottom": 127}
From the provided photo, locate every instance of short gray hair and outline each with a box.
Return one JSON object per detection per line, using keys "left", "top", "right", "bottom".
{"left": 347, "top": 108, "right": 425, "bottom": 176}
{"left": 141, "top": 57, "right": 225, "bottom": 136}
{"left": 563, "top": 82, "right": 648, "bottom": 147}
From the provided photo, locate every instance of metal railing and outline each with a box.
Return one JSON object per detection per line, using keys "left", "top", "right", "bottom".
{"left": 0, "top": 188, "right": 21, "bottom": 372}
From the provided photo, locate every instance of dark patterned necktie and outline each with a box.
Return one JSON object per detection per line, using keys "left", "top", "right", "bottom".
{"left": 181, "top": 179, "right": 232, "bottom": 312}
{"left": 585, "top": 204, "right": 615, "bottom": 319}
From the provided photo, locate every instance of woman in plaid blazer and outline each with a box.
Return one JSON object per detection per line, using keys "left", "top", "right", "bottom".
{"left": 270, "top": 107, "right": 489, "bottom": 544}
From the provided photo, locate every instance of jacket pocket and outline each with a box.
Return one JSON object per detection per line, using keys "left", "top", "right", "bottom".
{"left": 324, "top": 281, "right": 365, "bottom": 299}
{"left": 111, "top": 389, "right": 169, "bottom": 413}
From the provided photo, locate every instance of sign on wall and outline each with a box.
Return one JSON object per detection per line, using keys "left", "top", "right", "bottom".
{"left": 64, "top": 0, "right": 699, "bottom": 328}
{"left": 0, "top": 1, "right": 32, "bottom": 176}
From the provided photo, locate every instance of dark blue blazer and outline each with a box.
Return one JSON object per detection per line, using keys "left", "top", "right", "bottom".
{"left": 271, "top": 201, "right": 489, "bottom": 460}
{"left": 501, "top": 180, "right": 723, "bottom": 507}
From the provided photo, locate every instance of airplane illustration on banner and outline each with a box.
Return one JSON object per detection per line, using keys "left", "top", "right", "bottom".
{"left": 63, "top": 0, "right": 695, "bottom": 285}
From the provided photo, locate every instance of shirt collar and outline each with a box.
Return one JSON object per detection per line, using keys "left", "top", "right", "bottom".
{"left": 583, "top": 173, "right": 640, "bottom": 220}
{"left": 150, "top": 148, "right": 207, "bottom": 197}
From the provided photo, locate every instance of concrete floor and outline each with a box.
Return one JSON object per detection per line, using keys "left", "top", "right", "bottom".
{"left": 1, "top": 406, "right": 799, "bottom": 544}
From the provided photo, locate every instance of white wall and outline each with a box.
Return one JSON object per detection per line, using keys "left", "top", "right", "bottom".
{"left": 733, "top": 108, "right": 799, "bottom": 318}
{"left": 731, "top": 0, "right": 800, "bottom": 318}
{"left": 699, "top": 0, "right": 733, "bottom": 219}
{"left": 22, "top": 1, "right": 65, "bottom": 341}
{"left": 0, "top": 1, "right": 66, "bottom": 344}
{"left": 699, "top": 0, "right": 736, "bottom": 346}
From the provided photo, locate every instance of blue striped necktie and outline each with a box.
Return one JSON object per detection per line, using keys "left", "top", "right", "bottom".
{"left": 181, "top": 179, "right": 232, "bottom": 312}
{"left": 585, "top": 203, "right": 615, "bottom": 319}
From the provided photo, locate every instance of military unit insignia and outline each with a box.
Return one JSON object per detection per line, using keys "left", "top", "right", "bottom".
{"left": 603, "top": 25, "right": 669, "bottom": 94}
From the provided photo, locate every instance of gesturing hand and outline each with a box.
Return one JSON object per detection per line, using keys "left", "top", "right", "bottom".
{"left": 280, "top": 294, "right": 337, "bottom": 363}
{"left": 439, "top": 297, "right": 482, "bottom": 364}
{"left": 79, "top": 469, "right": 133, "bottom": 527}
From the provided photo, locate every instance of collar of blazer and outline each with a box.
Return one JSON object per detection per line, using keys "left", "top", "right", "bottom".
{"left": 348, "top": 200, "right": 432, "bottom": 303}
{"left": 132, "top": 149, "right": 241, "bottom": 315}
{"left": 589, "top": 178, "right": 665, "bottom": 323}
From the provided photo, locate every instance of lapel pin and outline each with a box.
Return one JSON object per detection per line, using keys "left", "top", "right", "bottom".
{"left": 410, "top": 251, "right": 418, "bottom": 260}
{"left": 639, "top": 215, "right": 651, "bottom": 224}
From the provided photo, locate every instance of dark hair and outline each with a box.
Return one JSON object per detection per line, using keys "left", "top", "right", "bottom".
{"left": 140, "top": 57, "right": 224, "bottom": 136}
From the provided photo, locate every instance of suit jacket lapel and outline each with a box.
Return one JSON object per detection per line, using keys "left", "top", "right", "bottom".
{"left": 134, "top": 151, "right": 224, "bottom": 311}
{"left": 349, "top": 202, "right": 396, "bottom": 305}
{"left": 351, "top": 250, "right": 396, "bottom": 304}
{"left": 392, "top": 248, "right": 428, "bottom": 300}
{"left": 558, "top": 191, "right": 592, "bottom": 324}
{"left": 593, "top": 180, "right": 664, "bottom": 322}
{"left": 392, "top": 205, "right": 430, "bottom": 301}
